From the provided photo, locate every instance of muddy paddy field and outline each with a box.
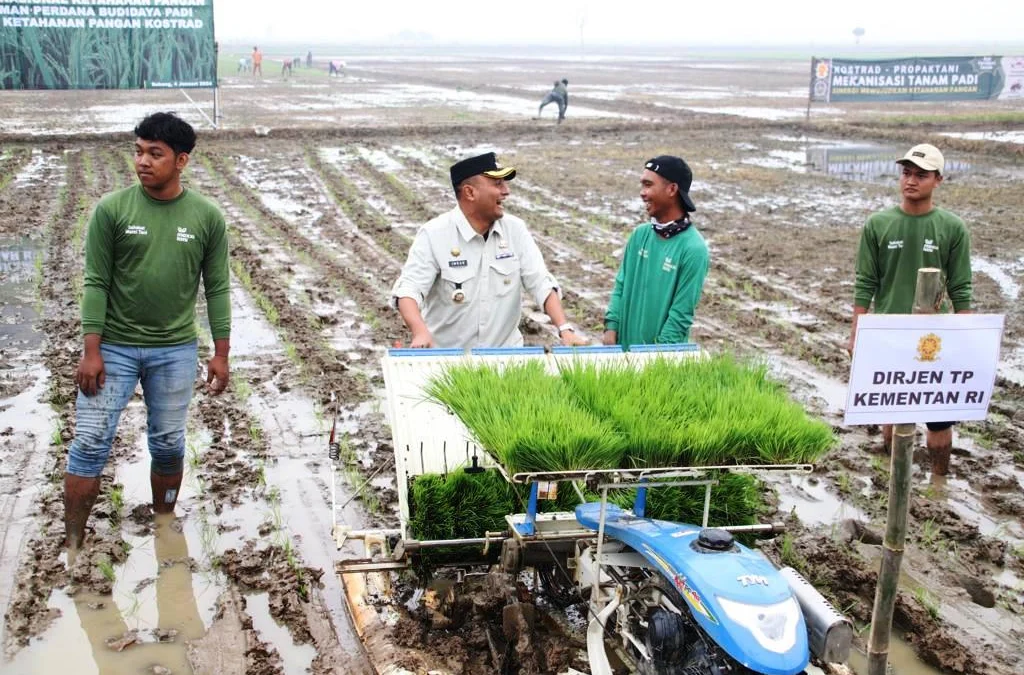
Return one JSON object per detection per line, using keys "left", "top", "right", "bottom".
{"left": 0, "top": 50, "right": 1022, "bottom": 675}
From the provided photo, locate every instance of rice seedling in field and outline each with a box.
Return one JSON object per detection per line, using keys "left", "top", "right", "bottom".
{"left": 414, "top": 353, "right": 835, "bottom": 543}
{"left": 426, "top": 361, "right": 626, "bottom": 474}
{"left": 410, "top": 469, "right": 516, "bottom": 541}
{"left": 560, "top": 354, "right": 834, "bottom": 467}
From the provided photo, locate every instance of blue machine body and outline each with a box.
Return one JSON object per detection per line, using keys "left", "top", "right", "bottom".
{"left": 576, "top": 502, "right": 809, "bottom": 675}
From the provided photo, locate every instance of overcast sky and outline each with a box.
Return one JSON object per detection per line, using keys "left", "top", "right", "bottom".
{"left": 213, "top": 0, "right": 1024, "bottom": 47}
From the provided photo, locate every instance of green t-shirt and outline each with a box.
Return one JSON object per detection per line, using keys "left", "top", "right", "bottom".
{"left": 604, "top": 223, "right": 709, "bottom": 346}
{"left": 81, "top": 184, "right": 231, "bottom": 346}
{"left": 854, "top": 206, "right": 972, "bottom": 314}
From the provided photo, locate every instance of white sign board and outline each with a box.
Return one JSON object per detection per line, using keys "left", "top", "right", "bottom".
{"left": 845, "top": 314, "right": 1004, "bottom": 426}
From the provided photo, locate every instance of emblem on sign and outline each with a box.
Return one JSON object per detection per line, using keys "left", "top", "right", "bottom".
{"left": 917, "top": 333, "right": 941, "bottom": 362}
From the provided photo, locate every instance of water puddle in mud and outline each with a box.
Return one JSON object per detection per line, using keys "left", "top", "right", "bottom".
{"left": 4, "top": 424, "right": 223, "bottom": 674}
{"left": 0, "top": 237, "right": 44, "bottom": 349}
{"left": 775, "top": 472, "right": 867, "bottom": 526}
{"left": 229, "top": 281, "right": 282, "bottom": 367}
{"left": 246, "top": 592, "right": 317, "bottom": 675}
{"left": 971, "top": 256, "right": 1023, "bottom": 303}
{"left": 848, "top": 633, "right": 946, "bottom": 675}
{"left": 760, "top": 138, "right": 994, "bottom": 183}
{"left": 940, "top": 130, "right": 1024, "bottom": 144}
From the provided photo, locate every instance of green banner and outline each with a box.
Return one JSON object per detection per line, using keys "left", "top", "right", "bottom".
{"left": 810, "top": 56, "right": 1024, "bottom": 102}
{"left": 0, "top": 0, "right": 215, "bottom": 90}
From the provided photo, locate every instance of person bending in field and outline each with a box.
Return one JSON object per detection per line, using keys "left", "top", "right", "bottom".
{"left": 391, "top": 152, "right": 588, "bottom": 349}
{"left": 848, "top": 143, "right": 972, "bottom": 476}
{"left": 66, "top": 112, "right": 231, "bottom": 561}
{"left": 604, "top": 156, "right": 710, "bottom": 347}
{"left": 538, "top": 78, "right": 569, "bottom": 123}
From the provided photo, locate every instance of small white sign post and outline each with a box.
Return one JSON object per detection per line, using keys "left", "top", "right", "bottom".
{"left": 848, "top": 296, "right": 1004, "bottom": 675}
{"left": 845, "top": 313, "right": 1004, "bottom": 426}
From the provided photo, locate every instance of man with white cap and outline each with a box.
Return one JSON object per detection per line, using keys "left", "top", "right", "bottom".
{"left": 848, "top": 143, "right": 973, "bottom": 476}
{"left": 391, "top": 152, "right": 587, "bottom": 349}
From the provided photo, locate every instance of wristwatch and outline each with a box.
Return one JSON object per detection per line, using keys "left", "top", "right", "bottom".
{"left": 557, "top": 323, "right": 575, "bottom": 334}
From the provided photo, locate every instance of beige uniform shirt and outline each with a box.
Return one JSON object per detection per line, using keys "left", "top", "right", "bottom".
{"left": 391, "top": 206, "right": 560, "bottom": 348}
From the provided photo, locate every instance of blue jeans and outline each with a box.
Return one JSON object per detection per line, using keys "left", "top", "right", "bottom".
{"left": 67, "top": 342, "right": 198, "bottom": 478}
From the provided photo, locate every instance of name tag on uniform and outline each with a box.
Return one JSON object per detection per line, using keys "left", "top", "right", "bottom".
{"left": 495, "top": 252, "right": 514, "bottom": 260}
{"left": 448, "top": 259, "right": 468, "bottom": 268}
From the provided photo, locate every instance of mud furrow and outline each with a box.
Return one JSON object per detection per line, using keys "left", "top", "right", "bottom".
{"left": 306, "top": 148, "right": 412, "bottom": 259}
{"left": 202, "top": 151, "right": 405, "bottom": 339}
{"left": 3, "top": 147, "right": 134, "bottom": 648}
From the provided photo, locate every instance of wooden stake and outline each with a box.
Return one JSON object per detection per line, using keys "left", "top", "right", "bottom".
{"left": 866, "top": 268, "right": 942, "bottom": 675}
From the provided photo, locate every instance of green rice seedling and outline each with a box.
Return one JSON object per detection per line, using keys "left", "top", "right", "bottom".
{"left": 778, "top": 533, "right": 807, "bottom": 573}
{"left": 107, "top": 485, "right": 124, "bottom": 523}
{"left": 97, "top": 559, "right": 116, "bottom": 583}
{"left": 836, "top": 472, "right": 852, "bottom": 495}
{"left": 49, "top": 418, "right": 64, "bottom": 448}
{"left": 409, "top": 469, "right": 516, "bottom": 541}
{"left": 920, "top": 519, "right": 940, "bottom": 548}
{"left": 426, "top": 361, "right": 626, "bottom": 473}
{"left": 607, "top": 472, "right": 762, "bottom": 531}
{"left": 913, "top": 587, "right": 941, "bottom": 620}
{"left": 233, "top": 378, "right": 253, "bottom": 403}
{"left": 560, "top": 354, "right": 834, "bottom": 468}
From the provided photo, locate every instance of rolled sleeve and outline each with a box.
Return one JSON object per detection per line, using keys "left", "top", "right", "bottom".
{"left": 517, "top": 230, "right": 559, "bottom": 308}
{"left": 391, "top": 228, "right": 439, "bottom": 309}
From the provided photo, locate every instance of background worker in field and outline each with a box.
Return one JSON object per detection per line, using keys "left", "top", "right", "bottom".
{"left": 848, "top": 143, "right": 972, "bottom": 476}
{"left": 538, "top": 78, "right": 569, "bottom": 123}
{"left": 604, "top": 156, "right": 710, "bottom": 347}
{"left": 66, "top": 112, "right": 231, "bottom": 560}
{"left": 391, "top": 152, "right": 588, "bottom": 349}
{"left": 252, "top": 45, "right": 263, "bottom": 77}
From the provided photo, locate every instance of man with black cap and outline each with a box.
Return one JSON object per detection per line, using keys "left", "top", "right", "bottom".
{"left": 848, "top": 143, "right": 972, "bottom": 476}
{"left": 538, "top": 78, "right": 569, "bottom": 123}
{"left": 391, "top": 152, "right": 588, "bottom": 349}
{"left": 603, "top": 156, "right": 710, "bottom": 347}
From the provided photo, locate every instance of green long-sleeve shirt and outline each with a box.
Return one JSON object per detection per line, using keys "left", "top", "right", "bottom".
{"left": 605, "top": 223, "right": 709, "bottom": 346}
{"left": 81, "top": 184, "right": 231, "bottom": 345}
{"left": 854, "top": 206, "right": 972, "bottom": 314}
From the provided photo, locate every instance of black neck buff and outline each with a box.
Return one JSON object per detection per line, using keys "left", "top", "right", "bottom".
{"left": 651, "top": 216, "right": 692, "bottom": 239}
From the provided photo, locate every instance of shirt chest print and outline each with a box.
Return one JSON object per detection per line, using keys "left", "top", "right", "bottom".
{"left": 662, "top": 257, "right": 677, "bottom": 273}
{"left": 887, "top": 240, "right": 904, "bottom": 250}
{"left": 125, "top": 225, "right": 148, "bottom": 235}
{"left": 922, "top": 238, "right": 938, "bottom": 253}
{"left": 176, "top": 227, "right": 196, "bottom": 243}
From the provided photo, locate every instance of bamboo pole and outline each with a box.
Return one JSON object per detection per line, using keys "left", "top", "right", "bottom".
{"left": 866, "top": 268, "right": 943, "bottom": 675}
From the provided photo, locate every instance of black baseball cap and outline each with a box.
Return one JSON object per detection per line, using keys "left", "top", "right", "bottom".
{"left": 644, "top": 155, "right": 696, "bottom": 212}
{"left": 450, "top": 152, "right": 517, "bottom": 192}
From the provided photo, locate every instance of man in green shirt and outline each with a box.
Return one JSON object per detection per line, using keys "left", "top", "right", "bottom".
{"left": 603, "top": 156, "right": 709, "bottom": 347}
{"left": 848, "top": 143, "right": 972, "bottom": 476}
{"left": 66, "top": 112, "right": 231, "bottom": 558}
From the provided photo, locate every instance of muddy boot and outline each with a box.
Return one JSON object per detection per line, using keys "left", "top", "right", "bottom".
{"left": 929, "top": 444, "right": 952, "bottom": 476}
{"left": 151, "top": 471, "right": 183, "bottom": 515}
{"left": 64, "top": 474, "right": 101, "bottom": 554}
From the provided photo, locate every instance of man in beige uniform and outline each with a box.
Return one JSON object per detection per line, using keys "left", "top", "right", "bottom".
{"left": 392, "top": 152, "right": 587, "bottom": 349}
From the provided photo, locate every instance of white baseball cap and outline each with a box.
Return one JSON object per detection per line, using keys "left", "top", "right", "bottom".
{"left": 897, "top": 144, "right": 945, "bottom": 174}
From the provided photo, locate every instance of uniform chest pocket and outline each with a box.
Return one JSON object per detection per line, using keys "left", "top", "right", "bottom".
{"left": 489, "top": 257, "right": 521, "bottom": 297}
{"left": 440, "top": 266, "right": 478, "bottom": 305}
